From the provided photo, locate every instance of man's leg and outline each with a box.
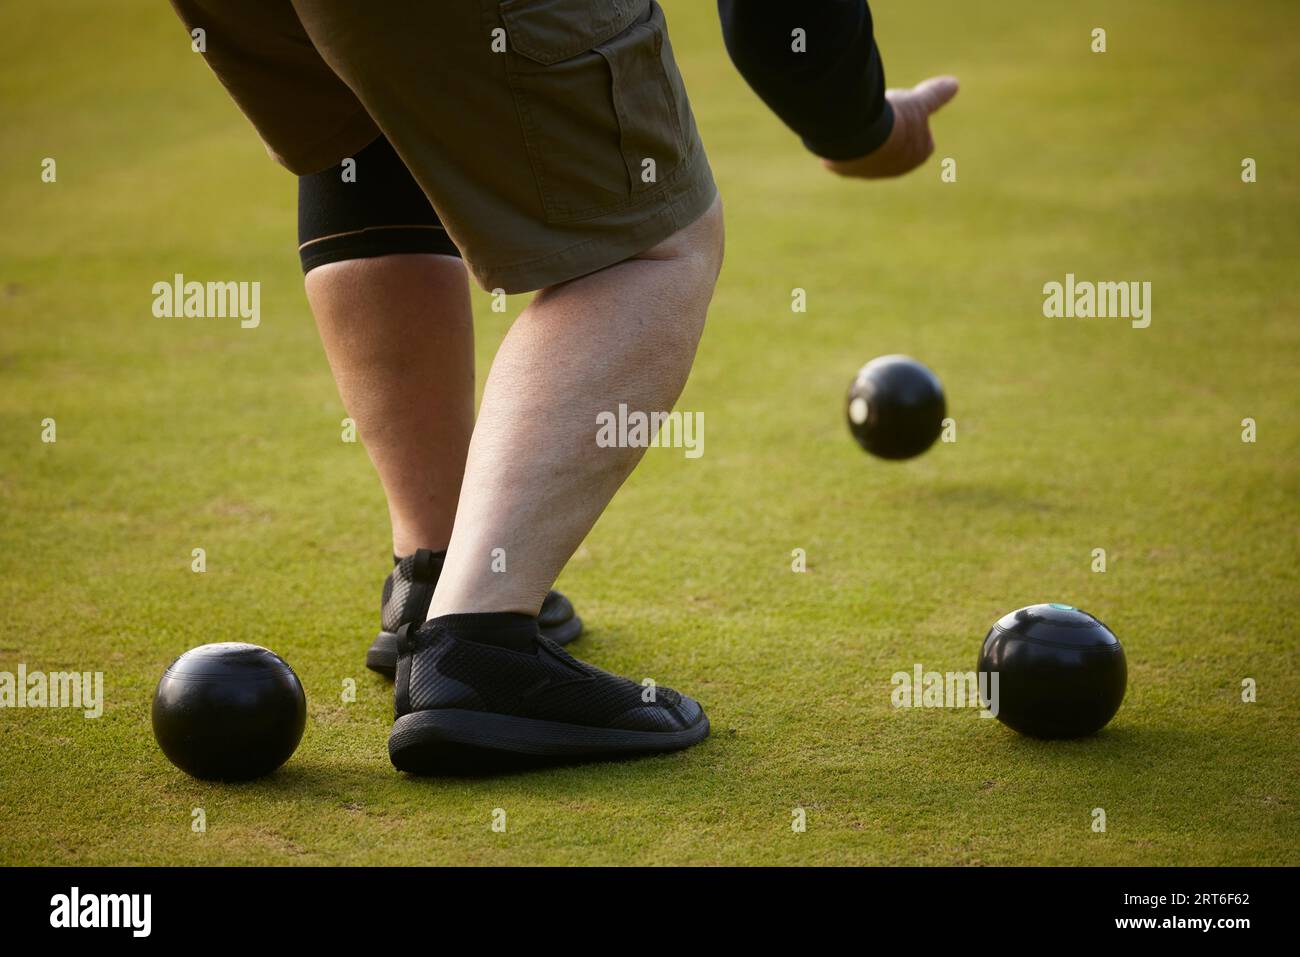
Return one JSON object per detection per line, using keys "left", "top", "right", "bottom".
{"left": 387, "top": 201, "right": 724, "bottom": 770}
{"left": 281, "top": 0, "right": 724, "bottom": 764}
{"left": 304, "top": 254, "right": 474, "bottom": 558}
{"left": 296, "top": 139, "right": 587, "bottom": 671}
{"left": 305, "top": 251, "right": 585, "bottom": 677}
{"left": 430, "top": 198, "right": 724, "bottom": 618}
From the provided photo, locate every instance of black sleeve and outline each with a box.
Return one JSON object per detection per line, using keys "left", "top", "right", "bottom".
{"left": 717, "top": 0, "right": 893, "bottom": 161}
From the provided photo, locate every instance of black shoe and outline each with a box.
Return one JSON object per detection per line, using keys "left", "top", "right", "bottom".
{"left": 366, "top": 549, "right": 583, "bottom": 677}
{"left": 388, "top": 617, "right": 709, "bottom": 772}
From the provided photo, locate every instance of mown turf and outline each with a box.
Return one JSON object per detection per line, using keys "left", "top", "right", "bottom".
{"left": 1, "top": 0, "right": 1297, "bottom": 865}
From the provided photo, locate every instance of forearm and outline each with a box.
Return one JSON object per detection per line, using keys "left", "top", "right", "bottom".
{"left": 717, "top": 0, "right": 892, "bottom": 160}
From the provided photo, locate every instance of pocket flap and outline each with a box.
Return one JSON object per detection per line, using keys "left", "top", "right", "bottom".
{"left": 501, "top": 0, "right": 643, "bottom": 65}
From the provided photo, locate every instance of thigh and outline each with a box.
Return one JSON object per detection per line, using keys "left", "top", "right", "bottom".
{"left": 170, "top": 0, "right": 379, "bottom": 173}
{"left": 290, "top": 0, "right": 718, "bottom": 293}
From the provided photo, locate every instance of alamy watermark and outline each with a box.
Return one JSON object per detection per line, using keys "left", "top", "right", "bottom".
{"left": 151, "top": 273, "right": 260, "bottom": 329}
{"left": 0, "top": 664, "right": 103, "bottom": 718}
{"left": 1042, "top": 273, "right": 1151, "bottom": 328}
{"left": 49, "top": 887, "right": 150, "bottom": 937}
{"left": 891, "top": 664, "right": 999, "bottom": 718}
{"left": 595, "top": 403, "right": 703, "bottom": 459}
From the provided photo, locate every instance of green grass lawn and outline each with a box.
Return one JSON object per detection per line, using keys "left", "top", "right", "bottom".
{"left": 2, "top": 0, "right": 1297, "bottom": 865}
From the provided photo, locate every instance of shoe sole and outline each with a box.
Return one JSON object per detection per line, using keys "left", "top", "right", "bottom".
{"left": 388, "top": 707, "right": 709, "bottom": 772}
{"left": 365, "top": 615, "right": 583, "bottom": 678}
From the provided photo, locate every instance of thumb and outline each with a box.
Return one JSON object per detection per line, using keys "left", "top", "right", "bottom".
{"left": 913, "top": 75, "right": 959, "bottom": 115}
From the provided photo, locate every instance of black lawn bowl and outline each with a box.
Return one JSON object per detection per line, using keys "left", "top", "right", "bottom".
{"left": 152, "top": 642, "right": 307, "bottom": 780}
{"left": 978, "top": 603, "right": 1126, "bottom": 738}
{"left": 846, "top": 354, "right": 946, "bottom": 460}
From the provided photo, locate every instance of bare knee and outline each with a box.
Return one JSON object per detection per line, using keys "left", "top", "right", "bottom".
{"left": 527, "top": 196, "right": 724, "bottom": 377}
{"left": 680, "top": 195, "right": 725, "bottom": 281}
{"left": 636, "top": 195, "right": 725, "bottom": 283}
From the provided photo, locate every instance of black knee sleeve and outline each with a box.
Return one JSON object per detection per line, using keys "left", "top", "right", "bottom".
{"left": 297, "top": 134, "right": 461, "bottom": 273}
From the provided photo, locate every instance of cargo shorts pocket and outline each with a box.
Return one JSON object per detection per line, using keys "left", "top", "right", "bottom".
{"left": 500, "top": 0, "right": 689, "bottom": 224}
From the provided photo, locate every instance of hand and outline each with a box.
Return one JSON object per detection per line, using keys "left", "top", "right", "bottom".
{"left": 822, "top": 75, "right": 959, "bottom": 179}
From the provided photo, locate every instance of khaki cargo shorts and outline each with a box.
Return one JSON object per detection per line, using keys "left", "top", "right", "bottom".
{"left": 171, "top": 0, "right": 718, "bottom": 293}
